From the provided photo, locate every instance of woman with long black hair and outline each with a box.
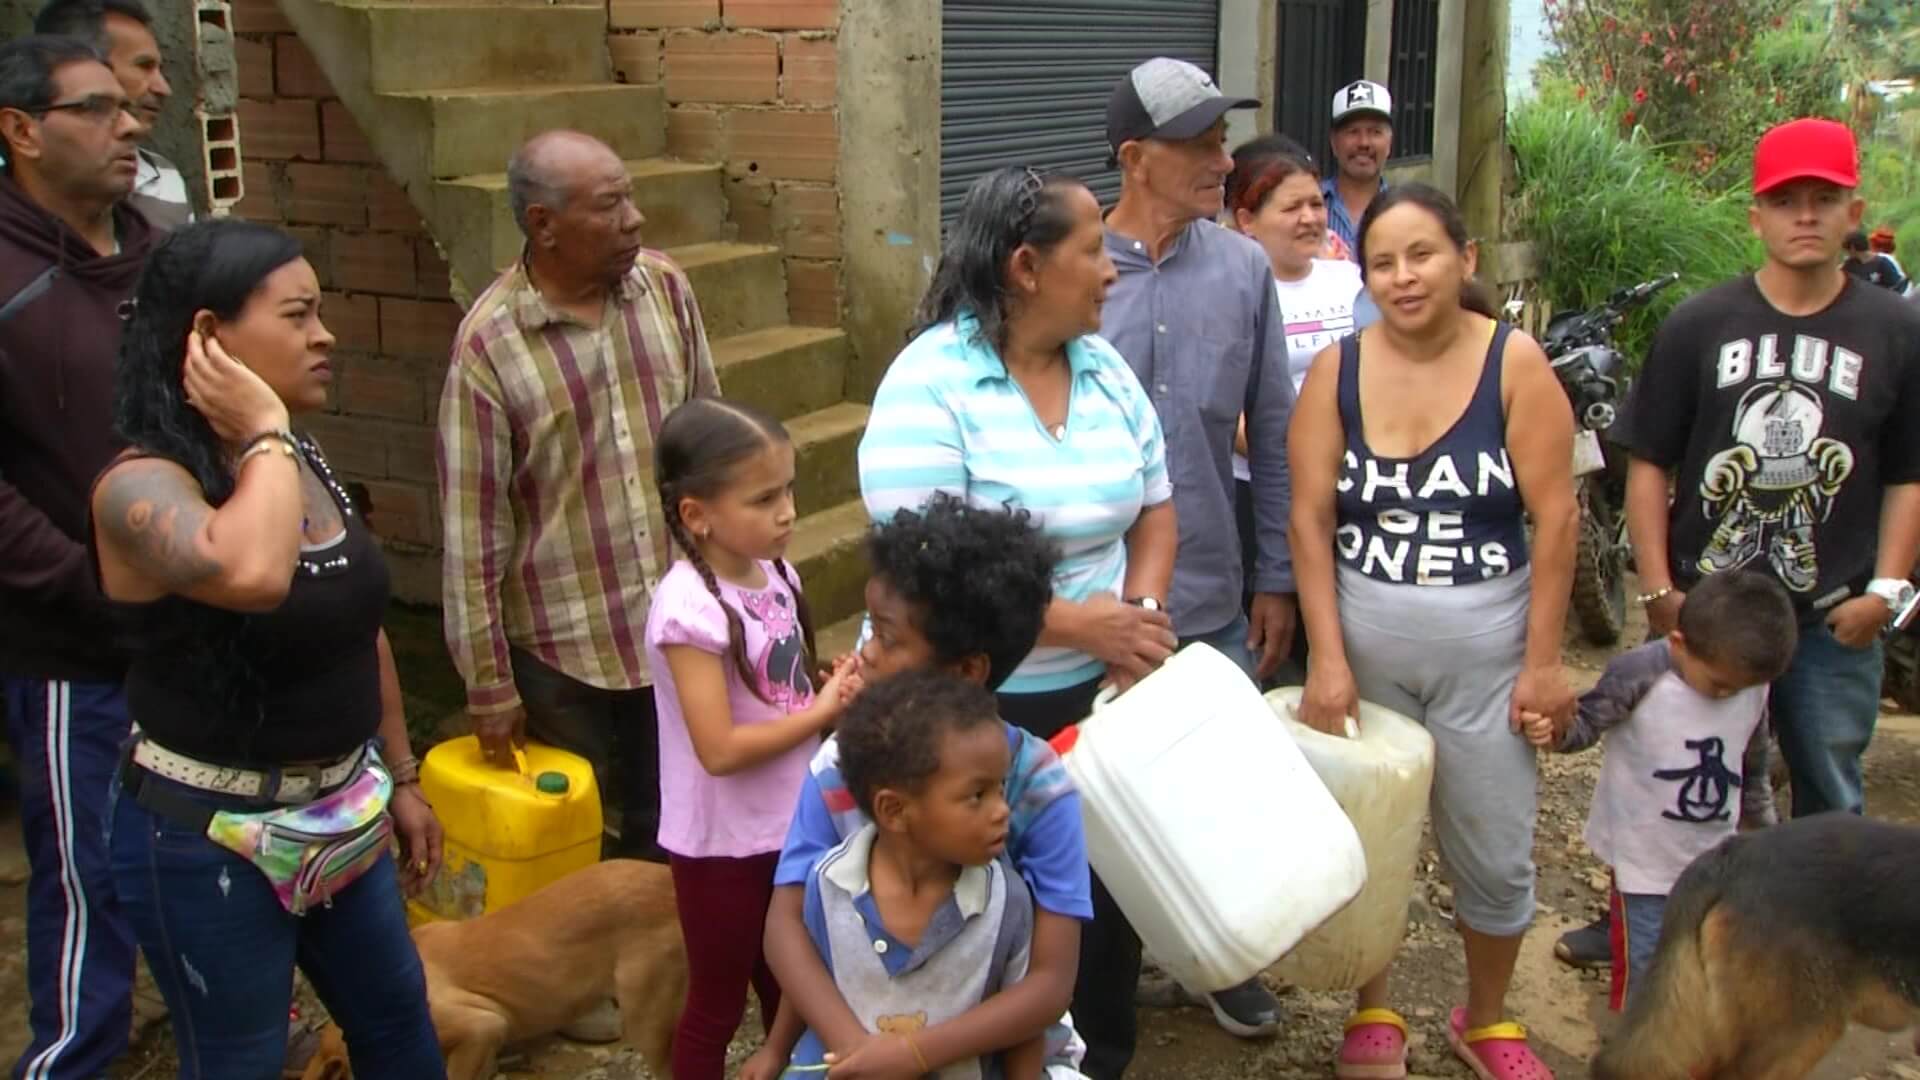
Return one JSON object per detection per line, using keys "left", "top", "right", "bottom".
{"left": 91, "top": 219, "right": 443, "bottom": 1078}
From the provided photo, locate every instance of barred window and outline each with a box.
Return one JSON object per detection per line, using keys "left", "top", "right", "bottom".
{"left": 1388, "top": 0, "right": 1440, "bottom": 159}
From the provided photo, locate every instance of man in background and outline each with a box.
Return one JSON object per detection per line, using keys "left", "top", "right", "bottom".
{"left": 1322, "top": 79, "right": 1392, "bottom": 260}
{"left": 34, "top": 0, "right": 190, "bottom": 230}
{"left": 1844, "top": 228, "right": 1907, "bottom": 293}
{"left": 0, "top": 35, "right": 153, "bottom": 1080}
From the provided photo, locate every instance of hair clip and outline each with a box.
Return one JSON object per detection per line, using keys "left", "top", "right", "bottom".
{"left": 1012, "top": 167, "right": 1047, "bottom": 239}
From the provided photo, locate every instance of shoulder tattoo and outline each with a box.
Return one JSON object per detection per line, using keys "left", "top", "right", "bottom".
{"left": 99, "top": 463, "right": 223, "bottom": 589}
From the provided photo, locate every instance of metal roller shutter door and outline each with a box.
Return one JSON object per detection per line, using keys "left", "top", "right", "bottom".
{"left": 941, "top": 0, "right": 1219, "bottom": 225}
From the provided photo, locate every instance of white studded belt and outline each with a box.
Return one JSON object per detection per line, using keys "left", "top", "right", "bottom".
{"left": 130, "top": 736, "right": 364, "bottom": 803}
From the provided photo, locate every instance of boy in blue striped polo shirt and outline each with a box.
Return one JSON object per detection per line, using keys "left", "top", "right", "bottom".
{"left": 788, "top": 671, "right": 1054, "bottom": 1080}
{"left": 762, "top": 495, "right": 1088, "bottom": 1078}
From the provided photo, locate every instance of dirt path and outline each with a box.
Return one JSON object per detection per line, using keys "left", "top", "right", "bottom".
{"left": 7, "top": 642, "right": 1920, "bottom": 1078}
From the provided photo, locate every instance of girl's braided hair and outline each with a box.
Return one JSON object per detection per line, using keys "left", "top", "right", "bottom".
{"left": 655, "top": 397, "right": 816, "bottom": 704}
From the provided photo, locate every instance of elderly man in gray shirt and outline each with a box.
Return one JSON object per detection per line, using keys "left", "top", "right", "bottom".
{"left": 1098, "top": 57, "right": 1296, "bottom": 1041}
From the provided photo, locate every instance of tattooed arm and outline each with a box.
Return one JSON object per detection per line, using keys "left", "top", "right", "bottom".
{"left": 92, "top": 450, "right": 304, "bottom": 612}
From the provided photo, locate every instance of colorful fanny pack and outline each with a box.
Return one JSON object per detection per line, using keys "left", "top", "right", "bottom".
{"left": 191, "top": 749, "right": 395, "bottom": 915}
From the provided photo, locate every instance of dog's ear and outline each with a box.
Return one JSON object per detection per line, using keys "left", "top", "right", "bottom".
{"left": 298, "top": 1025, "right": 352, "bottom": 1080}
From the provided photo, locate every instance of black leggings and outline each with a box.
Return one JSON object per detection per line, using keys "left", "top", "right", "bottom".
{"left": 997, "top": 676, "right": 1138, "bottom": 1080}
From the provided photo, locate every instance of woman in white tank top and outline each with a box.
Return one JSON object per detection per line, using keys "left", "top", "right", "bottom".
{"left": 1223, "top": 135, "right": 1366, "bottom": 666}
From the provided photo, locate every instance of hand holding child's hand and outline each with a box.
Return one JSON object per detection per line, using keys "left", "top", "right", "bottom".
{"left": 813, "top": 654, "right": 865, "bottom": 724}
{"left": 816, "top": 652, "right": 857, "bottom": 690}
{"left": 1519, "top": 709, "right": 1558, "bottom": 749}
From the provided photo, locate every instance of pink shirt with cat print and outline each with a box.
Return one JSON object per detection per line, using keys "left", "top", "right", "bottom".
{"left": 646, "top": 558, "right": 818, "bottom": 859}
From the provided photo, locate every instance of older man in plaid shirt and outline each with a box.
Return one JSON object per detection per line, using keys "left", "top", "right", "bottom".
{"left": 437, "top": 130, "right": 720, "bottom": 865}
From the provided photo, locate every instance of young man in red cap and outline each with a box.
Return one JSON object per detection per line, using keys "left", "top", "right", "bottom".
{"left": 1619, "top": 117, "right": 1920, "bottom": 815}
{"left": 1558, "top": 117, "right": 1920, "bottom": 972}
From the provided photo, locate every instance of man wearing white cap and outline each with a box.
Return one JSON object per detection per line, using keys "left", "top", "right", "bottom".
{"left": 1323, "top": 79, "right": 1394, "bottom": 259}
{"left": 1099, "top": 56, "right": 1294, "bottom": 1064}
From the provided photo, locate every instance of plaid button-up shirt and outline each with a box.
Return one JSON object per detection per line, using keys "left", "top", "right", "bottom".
{"left": 437, "top": 251, "right": 720, "bottom": 715}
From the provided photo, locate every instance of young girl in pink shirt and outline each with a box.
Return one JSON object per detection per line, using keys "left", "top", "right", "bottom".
{"left": 647, "top": 398, "right": 861, "bottom": 1080}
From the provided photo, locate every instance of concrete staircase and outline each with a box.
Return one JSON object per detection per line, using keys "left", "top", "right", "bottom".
{"left": 276, "top": 0, "right": 871, "bottom": 629}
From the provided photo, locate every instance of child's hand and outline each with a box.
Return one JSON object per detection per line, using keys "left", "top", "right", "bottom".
{"left": 817, "top": 651, "right": 858, "bottom": 692}
{"left": 824, "top": 1034, "right": 923, "bottom": 1080}
{"left": 813, "top": 654, "right": 865, "bottom": 724}
{"left": 1519, "top": 709, "right": 1558, "bottom": 749}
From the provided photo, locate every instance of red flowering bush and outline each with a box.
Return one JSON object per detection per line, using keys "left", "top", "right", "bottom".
{"left": 1542, "top": 0, "right": 1850, "bottom": 188}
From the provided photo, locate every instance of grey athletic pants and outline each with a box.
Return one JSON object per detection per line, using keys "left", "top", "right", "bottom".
{"left": 1337, "top": 564, "right": 1537, "bottom": 936}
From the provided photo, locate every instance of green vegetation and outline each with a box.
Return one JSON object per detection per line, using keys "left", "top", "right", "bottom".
{"left": 1539, "top": 1, "right": 1847, "bottom": 190}
{"left": 1509, "top": 83, "right": 1760, "bottom": 365}
{"left": 1514, "top": 1, "right": 1920, "bottom": 361}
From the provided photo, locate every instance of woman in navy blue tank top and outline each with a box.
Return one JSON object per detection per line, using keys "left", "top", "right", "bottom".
{"left": 1288, "top": 185, "right": 1579, "bottom": 1080}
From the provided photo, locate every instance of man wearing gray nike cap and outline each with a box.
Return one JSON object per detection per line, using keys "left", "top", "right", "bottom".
{"left": 1096, "top": 57, "right": 1295, "bottom": 1063}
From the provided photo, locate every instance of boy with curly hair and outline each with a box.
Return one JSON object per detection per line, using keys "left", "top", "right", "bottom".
{"left": 758, "top": 494, "right": 1088, "bottom": 1080}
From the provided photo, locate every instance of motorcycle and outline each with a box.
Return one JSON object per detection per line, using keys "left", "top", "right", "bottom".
{"left": 1884, "top": 572, "right": 1920, "bottom": 713}
{"left": 1536, "top": 272, "right": 1680, "bottom": 646}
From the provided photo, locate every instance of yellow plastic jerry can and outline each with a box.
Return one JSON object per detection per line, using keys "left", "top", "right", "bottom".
{"left": 405, "top": 736, "right": 603, "bottom": 926}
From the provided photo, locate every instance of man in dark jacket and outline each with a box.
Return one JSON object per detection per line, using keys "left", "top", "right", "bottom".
{"left": 0, "top": 35, "right": 152, "bottom": 1080}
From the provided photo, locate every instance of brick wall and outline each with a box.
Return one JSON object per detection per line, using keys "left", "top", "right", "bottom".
{"left": 229, "top": 0, "right": 456, "bottom": 602}
{"left": 609, "top": 0, "right": 843, "bottom": 326}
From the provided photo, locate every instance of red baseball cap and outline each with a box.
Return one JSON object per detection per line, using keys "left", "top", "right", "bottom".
{"left": 1752, "top": 118, "right": 1859, "bottom": 194}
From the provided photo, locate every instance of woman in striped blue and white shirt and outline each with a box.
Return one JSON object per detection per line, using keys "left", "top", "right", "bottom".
{"left": 856, "top": 165, "right": 1178, "bottom": 1078}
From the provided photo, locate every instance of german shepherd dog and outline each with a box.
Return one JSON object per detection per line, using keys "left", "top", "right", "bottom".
{"left": 1593, "top": 813, "right": 1920, "bottom": 1079}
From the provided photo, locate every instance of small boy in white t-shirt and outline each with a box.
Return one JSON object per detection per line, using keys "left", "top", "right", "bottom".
{"left": 1523, "top": 569, "right": 1798, "bottom": 1010}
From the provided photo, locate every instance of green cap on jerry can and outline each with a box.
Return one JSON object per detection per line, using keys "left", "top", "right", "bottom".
{"left": 534, "top": 771, "right": 570, "bottom": 795}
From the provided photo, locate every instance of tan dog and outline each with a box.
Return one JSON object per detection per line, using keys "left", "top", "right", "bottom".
{"left": 295, "top": 1022, "right": 348, "bottom": 1080}
{"left": 300, "top": 859, "right": 687, "bottom": 1080}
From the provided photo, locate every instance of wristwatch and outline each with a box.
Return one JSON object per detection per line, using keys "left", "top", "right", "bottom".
{"left": 1125, "top": 596, "right": 1164, "bottom": 613}
{"left": 1866, "top": 578, "right": 1917, "bottom": 620}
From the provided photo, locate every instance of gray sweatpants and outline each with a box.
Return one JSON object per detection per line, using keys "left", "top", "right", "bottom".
{"left": 1337, "top": 565, "right": 1537, "bottom": 936}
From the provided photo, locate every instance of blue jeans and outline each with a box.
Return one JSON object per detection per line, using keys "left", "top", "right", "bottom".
{"left": 1770, "top": 622, "right": 1883, "bottom": 817}
{"left": 1180, "top": 613, "right": 1258, "bottom": 683}
{"left": 107, "top": 770, "right": 442, "bottom": 1079}
{"left": 1610, "top": 888, "right": 1666, "bottom": 1010}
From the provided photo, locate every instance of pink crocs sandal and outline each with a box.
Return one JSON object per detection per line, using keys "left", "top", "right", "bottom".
{"left": 1448, "top": 1007, "right": 1553, "bottom": 1080}
{"left": 1335, "top": 1008, "right": 1408, "bottom": 1079}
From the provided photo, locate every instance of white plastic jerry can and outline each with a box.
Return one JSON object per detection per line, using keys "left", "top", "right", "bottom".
{"left": 1049, "top": 644, "right": 1367, "bottom": 993}
{"left": 1264, "top": 686, "right": 1437, "bottom": 992}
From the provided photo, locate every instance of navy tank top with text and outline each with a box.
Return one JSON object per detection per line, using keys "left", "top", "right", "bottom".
{"left": 1334, "top": 323, "right": 1529, "bottom": 585}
